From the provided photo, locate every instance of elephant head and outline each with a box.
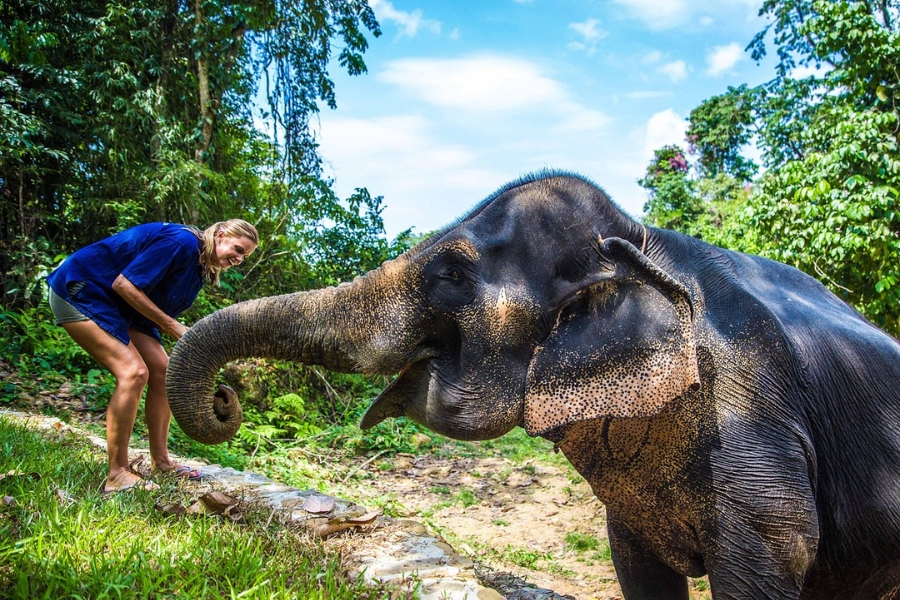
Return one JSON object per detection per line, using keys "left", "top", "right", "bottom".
{"left": 166, "top": 172, "right": 700, "bottom": 444}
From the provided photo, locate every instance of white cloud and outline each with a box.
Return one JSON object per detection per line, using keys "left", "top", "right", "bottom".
{"left": 317, "top": 114, "right": 505, "bottom": 236}
{"left": 613, "top": 0, "right": 761, "bottom": 30}
{"left": 368, "top": 0, "right": 440, "bottom": 38}
{"left": 567, "top": 18, "right": 607, "bottom": 56}
{"left": 642, "top": 50, "right": 663, "bottom": 64}
{"left": 613, "top": 0, "right": 686, "bottom": 28}
{"left": 644, "top": 109, "right": 686, "bottom": 157}
{"left": 658, "top": 60, "right": 688, "bottom": 82}
{"left": 378, "top": 54, "right": 611, "bottom": 134}
{"left": 379, "top": 54, "right": 568, "bottom": 113}
{"left": 626, "top": 91, "right": 672, "bottom": 99}
{"left": 706, "top": 43, "right": 744, "bottom": 76}
{"left": 554, "top": 107, "right": 611, "bottom": 132}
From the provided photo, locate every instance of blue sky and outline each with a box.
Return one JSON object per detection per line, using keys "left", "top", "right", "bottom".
{"left": 313, "top": 0, "right": 781, "bottom": 239}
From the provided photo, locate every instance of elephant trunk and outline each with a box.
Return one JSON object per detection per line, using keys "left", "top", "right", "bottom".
{"left": 166, "top": 285, "right": 363, "bottom": 444}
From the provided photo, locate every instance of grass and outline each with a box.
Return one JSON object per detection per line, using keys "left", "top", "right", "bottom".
{"left": 455, "top": 488, "right": 479, "bottom": 508}
{"left": 472, "top": 427, "right": 567, "bottom": 466}
{"left": 565, "top": 531, "right": 603, "bottom": 553}
{"left": 0, "top": 416, "right": 397, "bottom": 600}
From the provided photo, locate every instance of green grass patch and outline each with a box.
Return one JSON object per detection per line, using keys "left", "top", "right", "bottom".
{"left": 474, "top": 427, "right": 558, "bottom": 462}
{"left": 564, "top": 531, "right": 602, "bottom": 552}
{"left": 0, "top": 416, "right": 396, "bottom": 600}
{"left": 454, "top": 487, "right": 479, "bottom": 508}
{"left": 501, "top": 546, "right": 552, "bottom": 570}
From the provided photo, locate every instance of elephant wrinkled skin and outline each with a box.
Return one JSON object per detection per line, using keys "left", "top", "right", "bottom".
{"left": 166, "top": 172, "right": 900, "bottom": 599}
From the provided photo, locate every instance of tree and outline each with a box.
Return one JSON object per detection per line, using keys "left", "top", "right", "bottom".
{"left": 639, "top": 145, "right": 752, "bottom": 249}
{"left": 743, "top": 0, "right": 900, "bottom": 333}
{"left": 641, "top": 0, "right": 900, "bottom": 334}
{"left": 686, "top": 85, "right": 759, "bottom": 181}
{"left": 639, "top": 145, "right": 702, "bottom": 233}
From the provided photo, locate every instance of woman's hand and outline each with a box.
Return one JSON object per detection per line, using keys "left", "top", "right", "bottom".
{"left": 112, "top": 274, "right": 188, "bottom": 340}
{"left": 171, "top": 322, "right": 189, "bottom": 340}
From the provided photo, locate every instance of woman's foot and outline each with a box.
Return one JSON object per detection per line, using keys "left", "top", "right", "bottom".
{"left": 101, "top": 470, "right": 159, "bottom": 495}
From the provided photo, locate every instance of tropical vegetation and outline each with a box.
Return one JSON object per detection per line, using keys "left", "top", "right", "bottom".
{"left": 641, "top": 0, "right": 900, "bottom": 335}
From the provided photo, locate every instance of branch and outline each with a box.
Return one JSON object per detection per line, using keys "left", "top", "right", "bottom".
{"left": 341, "top": 450, "right": 388, "bottom": 484}
{"left": 814, "top": 259, "right": 854, "bottom": 294}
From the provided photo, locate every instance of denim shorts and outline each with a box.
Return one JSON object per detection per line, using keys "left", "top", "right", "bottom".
{"left": 48, "top": 285, "right": 90, "bottom": 325}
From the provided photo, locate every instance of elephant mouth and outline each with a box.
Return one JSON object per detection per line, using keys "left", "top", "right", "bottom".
{"left": 360, "top": 356, "right": 510, "bottom": 441}
{"left": 360, "top": 360, "right": 432, "bottom": 429}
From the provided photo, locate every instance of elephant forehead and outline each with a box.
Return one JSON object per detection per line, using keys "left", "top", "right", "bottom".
{"left": 425, "top": 238, "right": 481, "bottom": 261}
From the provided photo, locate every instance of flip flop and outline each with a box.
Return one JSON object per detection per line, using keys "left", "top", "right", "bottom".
{"left": 167, "top": 464, "right": 204, "bottom": 481}
{"left": 100, "top": 477, "right": 159, "bottom": 497}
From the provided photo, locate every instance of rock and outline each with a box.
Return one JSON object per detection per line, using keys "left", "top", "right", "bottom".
{"left": 505, "top": 472, "right": 533, "bottom": 488}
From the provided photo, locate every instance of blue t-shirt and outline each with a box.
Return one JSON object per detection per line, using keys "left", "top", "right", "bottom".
{"left": 47, "top": 222, "right": 204, "bottom": 344}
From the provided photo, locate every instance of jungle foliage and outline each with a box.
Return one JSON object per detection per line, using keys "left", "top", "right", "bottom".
{"left": 640, "top": 0, "right": 900, "bottom": 335}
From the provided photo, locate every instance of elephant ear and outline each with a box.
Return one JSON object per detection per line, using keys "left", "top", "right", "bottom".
{"left": 525, "top": 237, "right": 700, "bottom": 436}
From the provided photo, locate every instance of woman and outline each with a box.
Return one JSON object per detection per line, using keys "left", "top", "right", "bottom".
{"left": 47, "top": 220, "right": 259, "bottom": 494}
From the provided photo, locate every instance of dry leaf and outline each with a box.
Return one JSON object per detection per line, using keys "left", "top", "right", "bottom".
{"left": 2, "top": 496, "right": 16, "bottom": 507}
{"left": 302, "top": 494, "right": 336, "bottom": 514}
{"left": 186, "top": 500, "right": 207, "bottom": 514}
{"left": 55, "top": 488, "right": 74, "bottom": 506}
{"left": 199, "top": 491, "right": 238, "bottom": 514}
{"left": 157, "top": 502, "right": 187, "bottom": 516}
{"left": 313, "top": 511, "right": 380, "bottom": 538}
{"left": 0, "top": 470, "right": 41, "bottom": 483}
{"left": 315, "top": 520, "right": 360, "bottom": 538}
{"left": 346, "top": 511, "right": 380, "bottom": 524}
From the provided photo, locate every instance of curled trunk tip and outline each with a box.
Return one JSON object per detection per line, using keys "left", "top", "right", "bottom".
{"left": 166, "top": 312, "right": 246, "bottom": 444}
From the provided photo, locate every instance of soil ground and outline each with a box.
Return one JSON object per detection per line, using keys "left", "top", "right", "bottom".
{"left": 345, "top": 451, "right": 712, "bottom": 600}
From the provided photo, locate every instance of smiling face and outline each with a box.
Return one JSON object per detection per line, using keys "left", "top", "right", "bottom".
{"left": 214, "top": 233, "right": 256, "bottom": 270}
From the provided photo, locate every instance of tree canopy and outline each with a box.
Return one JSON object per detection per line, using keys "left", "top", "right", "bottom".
{"left": 640, "top": 0, "right": 900, "bottom": 335}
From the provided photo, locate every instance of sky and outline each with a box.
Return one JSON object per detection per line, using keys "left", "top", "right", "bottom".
{"left": 311, "top": 0, "right": 780, "bottom": 239}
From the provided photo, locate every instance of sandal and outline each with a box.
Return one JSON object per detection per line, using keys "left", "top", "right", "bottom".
{"left": 155, "top": 464, "right": 204, "bottom": 481}
{"left": 100, "top": 477, "right": 159, "bottom": 497}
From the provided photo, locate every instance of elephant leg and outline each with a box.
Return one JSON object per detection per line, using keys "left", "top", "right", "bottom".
{"left": 702, "top": 436, "right": 819, "bottom": 598}
{"left": 608, "top": 516, "right": 689, "bottom": 600}
{"left": 703, "top": 526, "right": 813, "bottom": 600}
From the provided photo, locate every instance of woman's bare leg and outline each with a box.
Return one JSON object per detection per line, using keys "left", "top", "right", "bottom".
{"left": 130, "top": 329, "right": 175, "bottom": 471}
{"left": 61, "top": 320, "right": 157, "bottom": 492}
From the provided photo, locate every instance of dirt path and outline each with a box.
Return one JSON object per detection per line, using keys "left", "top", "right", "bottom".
{"left": 346, "top": 451, "right": 712, "bottom": 600}
{"left": 352, "top": 452, "right": 617, "bottom": 599}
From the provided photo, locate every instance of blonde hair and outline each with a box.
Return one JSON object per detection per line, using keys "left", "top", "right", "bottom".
{"left": 198, "top": 219, "right": 259, "bottom": 286}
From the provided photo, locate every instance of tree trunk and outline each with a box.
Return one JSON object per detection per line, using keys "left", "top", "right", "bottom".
{"left": 193, "top": 0, "right": 247, "bottom": 223}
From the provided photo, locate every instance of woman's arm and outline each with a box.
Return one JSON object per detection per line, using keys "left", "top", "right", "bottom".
{"left": 112, "top": 274, "right": 189, "bottom": 340}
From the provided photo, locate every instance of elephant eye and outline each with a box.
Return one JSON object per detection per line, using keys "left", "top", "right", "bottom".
{"left": 442, "top": 268, "right": 462, "bottom": 282}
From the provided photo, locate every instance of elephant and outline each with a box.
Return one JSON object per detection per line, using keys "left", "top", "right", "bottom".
{"left": 166, "top": 172, "right": 900, "bottom": 599}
